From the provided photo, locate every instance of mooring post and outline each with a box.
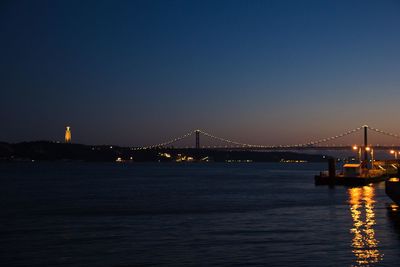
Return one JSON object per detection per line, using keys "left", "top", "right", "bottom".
{"left": 195, "top": 130, "right": 200, "bottom": 149}
{"left": 328, "top": 158, "right": 336, "bottom": 180}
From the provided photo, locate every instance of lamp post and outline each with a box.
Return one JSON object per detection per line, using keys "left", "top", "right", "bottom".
{"left": 371, "top": 148, "right": 374, "bottom": 169}
{"left": 365, "top": 146, "right": 372, "bottom": 169}
{"left": 353, "top": 145, "right": 361, "bottom": 163}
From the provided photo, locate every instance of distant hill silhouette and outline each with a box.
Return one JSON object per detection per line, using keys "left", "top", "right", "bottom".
{"left": 0, "top": 141, "right": 327, "bottom": 162}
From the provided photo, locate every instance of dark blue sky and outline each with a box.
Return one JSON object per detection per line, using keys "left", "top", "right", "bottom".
{"left": 1, "top": 0, "right": 400, "bottom": 146}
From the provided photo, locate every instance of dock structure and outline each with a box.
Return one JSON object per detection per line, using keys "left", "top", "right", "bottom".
{"left": 386, "top": 177, "right": 400, "bottom": 205}
{"left": 315, "top": 171, "right": 388, "bottom": 186}
{"left": 315, "top": 126, "right": 397, "bottom": 186}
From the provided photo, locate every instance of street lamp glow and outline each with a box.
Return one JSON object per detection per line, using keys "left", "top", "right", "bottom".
{"left": 353, "top": 145, "right": 358, "bottom": 150}
{"left": 365, "top": 147, "right": 371, "bottom": 152}
{"left": 390, "top": 150, "right": 398, "bottom": 159}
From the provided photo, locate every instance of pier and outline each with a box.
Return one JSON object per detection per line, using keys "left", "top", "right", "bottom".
{"left": 314, "top": 126, "right": 399, "bottom": 186}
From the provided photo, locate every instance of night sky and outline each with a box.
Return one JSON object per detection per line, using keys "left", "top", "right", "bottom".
{"left": 1, "top": 0, "right": 400, "bottom": 146}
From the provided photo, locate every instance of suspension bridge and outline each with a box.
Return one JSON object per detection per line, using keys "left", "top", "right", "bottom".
{"left": 133, "top": 125, "right": 400, "bottom": 151}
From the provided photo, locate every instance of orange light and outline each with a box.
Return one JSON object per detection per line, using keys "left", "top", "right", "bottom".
{"left": 65, "top": 126, "right": 71, "bottom": 143}
{"left": 353, "top": 145, "right": 358, "bottom": 150}
{"left": 366, "top": 147, "right": 371, "bottom": 152}
{"left": 390, "top": 150, "right": 395, "bottom": 154}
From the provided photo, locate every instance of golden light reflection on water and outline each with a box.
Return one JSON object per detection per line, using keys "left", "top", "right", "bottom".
{"left": 348, "top": 186, "right": 383, "bottom": 266}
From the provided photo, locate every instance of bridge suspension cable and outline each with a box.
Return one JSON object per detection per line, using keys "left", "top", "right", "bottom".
{"left": 368, "top": 126, "right": 400, "bottom": 140}
{"left": 196, "top": 129, "right": 263, "bottom": 148}
{"left": 133, "top": 125, "right": 400, "bottom": 150}
{"left": 298, "top": 127, "right": 362, "bottom": 147}
{"left": 133, "top": 130, "right": 195, "bottom": 150}
{"left": 199, "top": 127, "right": 363, "bottom": 148}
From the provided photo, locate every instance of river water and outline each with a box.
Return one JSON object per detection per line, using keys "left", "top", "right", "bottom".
{"left": 1, "top": 162, "right": 399, "bottom": 266}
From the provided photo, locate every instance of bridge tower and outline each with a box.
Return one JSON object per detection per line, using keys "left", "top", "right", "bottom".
{"left": 195, "top": 130, "right": 200, "bottom": 149}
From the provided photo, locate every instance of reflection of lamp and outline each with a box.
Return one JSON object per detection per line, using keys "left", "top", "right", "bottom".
{"left": 348, "top": 186, "right": 383, "bottom": 266}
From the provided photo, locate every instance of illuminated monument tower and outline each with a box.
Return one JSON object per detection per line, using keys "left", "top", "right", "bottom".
{"left": 65, "top": 126, "right": 72, "bottom": 143}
